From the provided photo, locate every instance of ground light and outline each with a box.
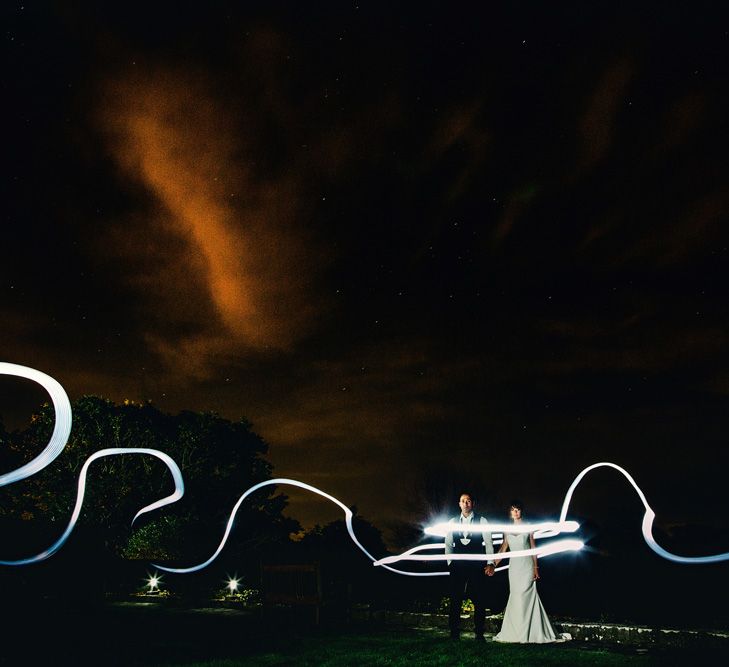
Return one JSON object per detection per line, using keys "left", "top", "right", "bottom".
{"left": 146, "top": 572, "right": 162, "bottom": 593}
{"left": 226, "top": 576, "right": 240, "bottom": 594}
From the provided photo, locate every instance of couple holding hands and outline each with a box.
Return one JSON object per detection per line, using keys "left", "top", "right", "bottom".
{"left": 445, "top": 492, "right": 564, "bottom": 643}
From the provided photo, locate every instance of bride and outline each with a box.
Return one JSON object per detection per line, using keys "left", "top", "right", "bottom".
{"left": 493, "top": 500, "right": 564, "bottom": 643}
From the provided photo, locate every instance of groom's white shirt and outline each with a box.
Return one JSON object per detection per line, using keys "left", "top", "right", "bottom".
{"left": 444, "top": 512, "right": 495, "bottom": 566}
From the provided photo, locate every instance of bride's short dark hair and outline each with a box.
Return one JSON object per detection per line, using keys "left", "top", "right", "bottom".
{"left": 509, "top": 499, "right": 524, "bottom": 512}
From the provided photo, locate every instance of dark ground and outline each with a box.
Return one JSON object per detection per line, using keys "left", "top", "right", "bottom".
{"left": 1, "top": 600, "right": 726, "bottom": 667}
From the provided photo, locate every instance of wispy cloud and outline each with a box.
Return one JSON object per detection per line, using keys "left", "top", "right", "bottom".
{"left": 97, "top": 66, "right": 325, "bottom": 377}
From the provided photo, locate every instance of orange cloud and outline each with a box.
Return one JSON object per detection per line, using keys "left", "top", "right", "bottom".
{"left": 98, "top": 68, "right": 323, "bottom": 376}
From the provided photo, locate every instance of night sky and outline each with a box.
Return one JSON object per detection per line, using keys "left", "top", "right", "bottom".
{"left": 2, "top": 1, "right": 729, "bottom": 556}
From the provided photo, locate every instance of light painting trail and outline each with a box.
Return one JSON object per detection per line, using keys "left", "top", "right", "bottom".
{"left": 0, "top": 363, "right": 185, "bottom": 566}
{"left": 375, "top": 524, "right": 583, "bottom": 572}
{"left": 0, "top": 363, "right": 72, "bottom": 488}
{"left": 149, "top": 477, "right": 448, "bottom": 577}
{"left": 374, "top": 539, "right": 585, "bottom": 568}
{"left": 557, "top": 462, "right": 729, "bottom": 565}
{"left": 2, "top": 362, "right": 729, "bottom": 573}
{"left": 424, "top": 520, "right": 581, "bottom": 537}
{"left": 370, "top": 541, "right": 576, "bottom": 573}
{"left": 0, "top": 446, "right": 185, "bottom": 566}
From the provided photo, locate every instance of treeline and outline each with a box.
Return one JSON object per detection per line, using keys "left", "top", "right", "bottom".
{"left": 0, "top": 396, "right": 297, "bottom": 563}
{"left": 0, "top": 396, "right": 400, "bottom": 604}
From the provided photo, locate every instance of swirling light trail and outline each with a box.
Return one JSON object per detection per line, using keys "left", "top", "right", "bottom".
{"left": 0, "top": 447, "right": 185, "bottom": 566}
{"left": 0, "top": 362, "right": 184, "bottom": 566}
{"left": 151, "top": 478, "right": 446, "bottom": 576}
{"left": 381, "top": 544, "right": 566, "bottom": 574}
{"left": 424, "top": 520, "right": 580, "bottom": 537}
{"left": 2, "top": 362, "right": 729, "bottom": 572}
{"left": 0, "top": 362, "right": 72, "bottom": 487}
{"left": 373, "top": 539, "right": 585, "bottom": 568}
{"left": 154, "top": 482, "right": 582, "bottom": 576}
{"left": 558, "top": 462, "right": 729, "bottom": 565}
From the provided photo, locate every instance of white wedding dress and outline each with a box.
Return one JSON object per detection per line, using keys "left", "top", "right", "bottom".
{"left": 493, "top": 532, "right": 560, "bottom": 643}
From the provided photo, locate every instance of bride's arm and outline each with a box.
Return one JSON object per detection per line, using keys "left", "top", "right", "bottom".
{"left": 529, "top": 532, "right": 539, "bottom": 580}
{"left": 494, "top": 534, "right": 509, "bottom": 567}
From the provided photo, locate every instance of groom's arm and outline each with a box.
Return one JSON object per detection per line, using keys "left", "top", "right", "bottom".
{"left": 480, "top": 516, "right": 495, "bottom": 566}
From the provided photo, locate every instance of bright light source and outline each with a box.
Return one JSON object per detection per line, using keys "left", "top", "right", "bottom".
{"left": 227, "top": 577, "right": 240, "bottom": 593}
{"left": 424, "top": 520, "right": 580, "bottom": 537}
{"left": 147, "top": 573, "right": 161, "bottom": 591}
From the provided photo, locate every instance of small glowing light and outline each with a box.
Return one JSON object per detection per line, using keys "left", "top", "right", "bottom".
{"left": 147, "top": 573, "right": 161, "bottom": 591}
{"left": 227, "top": 577, "right": 240, "bottom": 593}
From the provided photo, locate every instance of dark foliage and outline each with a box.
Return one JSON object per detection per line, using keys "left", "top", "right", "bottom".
{"left": 0, "top": 396, "right": 299, "bottom": 563}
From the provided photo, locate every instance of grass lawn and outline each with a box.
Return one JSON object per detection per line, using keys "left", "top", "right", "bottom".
{"left": 155, "top": 629, "right": 655, "bottom": 667}
{"left": 5, "top": 602, "right": 724, "bottom": 666}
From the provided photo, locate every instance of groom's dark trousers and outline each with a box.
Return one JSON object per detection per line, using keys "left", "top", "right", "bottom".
{"left": 448, "top": 561, "right": 487, "bottom": 638}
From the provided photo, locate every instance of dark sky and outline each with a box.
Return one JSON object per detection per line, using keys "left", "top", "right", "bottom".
{"left": 2, "top": 2, "right": 729, "bottom": 549}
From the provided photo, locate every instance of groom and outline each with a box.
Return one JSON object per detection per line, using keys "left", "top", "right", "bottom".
{"left": 445, "top": 492, "right": 495, "bottom": 641}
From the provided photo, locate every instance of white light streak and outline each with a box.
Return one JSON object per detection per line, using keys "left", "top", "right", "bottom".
{"left": 424, "top": 520, "right": 580, "bottom": 537}
{"left": 1, "top": 356, "right": 184, "bottom": 566}
{"left": 151, "top": 478, "right": 446, "bottom": 576}
{"left": 559, "top": 462, "right": 729, "bottom": 564}
{"left": 2, "top": 363, "right": 728, "bottom": 574}
{"left": 0, "top": 447, "right": 185, "bottom": 566}
{"left": 374, "top": 539, "right": 584, "bottom": 567}
{"left": 0, "top": 363, "right": 72, "bottom": 487}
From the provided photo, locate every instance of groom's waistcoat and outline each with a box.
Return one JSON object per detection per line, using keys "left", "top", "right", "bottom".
{"left": 447, "top": 513, "right": 489, "bottom": 554}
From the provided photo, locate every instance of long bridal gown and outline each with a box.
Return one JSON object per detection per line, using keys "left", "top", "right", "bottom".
{"left": 493, "top": 532, "right": 559, "bottom": 643}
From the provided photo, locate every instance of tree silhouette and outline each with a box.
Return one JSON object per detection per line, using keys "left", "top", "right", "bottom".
{"left": 0, "top": 396, "right": 298, "bottom": 562}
